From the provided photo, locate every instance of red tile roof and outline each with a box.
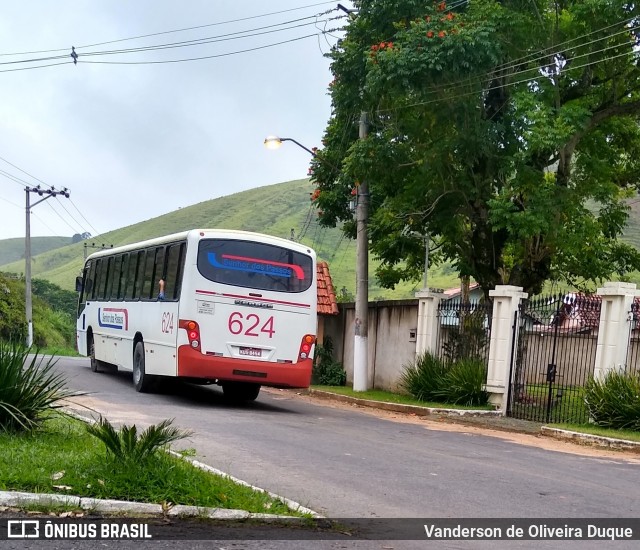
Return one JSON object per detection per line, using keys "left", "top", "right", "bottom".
{"left": 317, "top": 261, "right": 339, "bottom": 315}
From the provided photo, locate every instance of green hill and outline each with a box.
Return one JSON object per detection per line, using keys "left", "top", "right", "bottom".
{"left": 0, "top": 180, "right": 460, "bottom": 298}
{"left": 0, "top": 236, "right": 72, "bottom": 266}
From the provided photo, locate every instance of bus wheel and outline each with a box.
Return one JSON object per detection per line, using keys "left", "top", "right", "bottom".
{"left": 133, "top": 341, "right": 154, "bottom": 393}
{"left": 89, "top": 334, "right": 102, "bottom": 373}
{"left": 222, "top": 382, "right": 261, "bottom": 402}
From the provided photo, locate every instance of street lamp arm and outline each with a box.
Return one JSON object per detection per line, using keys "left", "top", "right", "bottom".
{"left": 280, "top": 137, "right": 316, "bottom": 156}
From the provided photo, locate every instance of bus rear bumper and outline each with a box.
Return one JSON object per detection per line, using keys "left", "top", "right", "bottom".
{"left": 177, "top": 346, "right": 312, "bottom": 388}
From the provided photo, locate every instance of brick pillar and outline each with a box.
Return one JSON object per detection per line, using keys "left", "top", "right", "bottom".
{"left": 415, "top": 290, "right": 446, "bottom": 356}
{"left": 594, "top": 282, "right": 639, "bottom": 381}
{"left": 486, "top": 285, "right": 528, "bottom": 413}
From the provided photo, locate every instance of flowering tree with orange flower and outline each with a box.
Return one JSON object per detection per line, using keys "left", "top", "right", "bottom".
{"left": 310, "top": 0, "right": 640, "bottom": 296}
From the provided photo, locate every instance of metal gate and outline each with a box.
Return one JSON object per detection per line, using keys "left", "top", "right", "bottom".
{"left": 507, "top": 294, "right": 601, "bottom": 424}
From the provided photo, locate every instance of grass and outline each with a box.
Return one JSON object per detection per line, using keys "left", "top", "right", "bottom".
{"left": 0, "top": 414, "right": 302, "bottom": 516}
{"left": 39, "top": 346, "right": 79, "bottom": 357}
{"left": 549, "top": 423, "right": 640, "bottom": 443}
{"left": 311, "top": 385, "right": 494, "bottom": 410}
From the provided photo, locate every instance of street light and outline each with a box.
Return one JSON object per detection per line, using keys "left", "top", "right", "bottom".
{"left": 263, "top": 136, "right": 317, "bottom": 156}
{"left": 264, "top": 128, "right": 370, "bottom": 392}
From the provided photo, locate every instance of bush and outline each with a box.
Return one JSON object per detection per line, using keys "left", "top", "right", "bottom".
{"left": 435, "top": 358, "right": 489, "bottom": 406}
{"left": 400, "top": 352, "right": 448, "bottom": 402}
{"left": 312, "top": 337, "right": 346, "bottom": 386}
{"left": 86, "top": 417, "right": 192, "bottom": 464}
{"left": 400, "top": 352, "right": 488, "bottom": 406}
{"left": 0, "top": 341, "right": 75, "bottom": 432}
{"left": 584, "top": 371, "right": 640, "bottom": 430}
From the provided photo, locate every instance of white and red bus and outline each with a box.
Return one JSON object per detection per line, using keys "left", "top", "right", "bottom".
{"left": 76, "top": 229, "right": 317, "bottom": 401}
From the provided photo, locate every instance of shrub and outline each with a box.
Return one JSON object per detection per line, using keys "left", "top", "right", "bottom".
{"left": 584, "top": 371, "right": 640, "bottom": 430}
{"left": 312, "top": 337, "right": 346, "bottom": 386}
{"left": 0, "top": 341, "right": 75, "bottom": 432}
{"left": 86, "top": 417, "right": 192, "bottom": 464}
{"left": 436, "top": 358, "right": 489, "bottom": 406}
{"left": 400, "top": 352, "right": 448, "bottom": 402}
{"left": 401, "top": 353, "right": 488, "bottom": 406}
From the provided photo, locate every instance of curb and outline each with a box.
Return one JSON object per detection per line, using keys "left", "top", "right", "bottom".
{"left": 304, "top": 389, "right": 640, "bottom": 451}
{"left": 540, "top": 427, "right": 640, "bottom": 451}
{"left": 307, "top": 388, "right": 501, "bottom": 417}
{"left": 0, "top": 490, "right": 307, "bottom": 521}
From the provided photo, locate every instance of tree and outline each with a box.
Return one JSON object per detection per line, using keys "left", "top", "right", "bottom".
{"left": 311, "top": 0, "right": 640, "bottom": 296}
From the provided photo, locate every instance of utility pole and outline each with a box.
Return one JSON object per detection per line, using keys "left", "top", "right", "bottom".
{"left": 25, "top": 186, "right": 70, "bottom": 347}
{"left": 353, "top": 111, "right": 369, "bottom": 391}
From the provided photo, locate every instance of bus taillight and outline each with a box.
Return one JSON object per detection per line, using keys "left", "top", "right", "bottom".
{"left": 179, "top": 319, "right": 201, "bottom": 352}
{"left": 299, "top": 334, "right": 316, "bottom": 360}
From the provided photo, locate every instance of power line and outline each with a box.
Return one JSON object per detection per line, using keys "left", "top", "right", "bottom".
{"left": 78, "top": 30, "right": 342, "bottom": 66}
{"left": 0, "top": 155, "right": 50, "bottom": 186}
{"left": 78, "top": 14, "right": 340, "bottom": 59}
{"left": 69, "top": 198, "right": 100, "bottom": 236}
{"left": 45, "top": 200, "right": 80, "bottom": 234}
{"left": 0, "top": 1, "right": 338, "bottom": 57}
{"left": 53, "top": 196, "right": 91, "bottom": 236}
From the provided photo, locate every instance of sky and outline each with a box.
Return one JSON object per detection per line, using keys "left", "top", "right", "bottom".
{"left": 0, "top": 1, "right": 352, "bottom": 240}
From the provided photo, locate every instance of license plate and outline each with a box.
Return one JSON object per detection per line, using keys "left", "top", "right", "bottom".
{"left": 239, "top": 347, "right": 262, "bottom": 357}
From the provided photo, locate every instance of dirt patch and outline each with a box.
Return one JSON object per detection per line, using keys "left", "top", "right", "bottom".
{"left": 266, "top": 388, "right": 640, "bottom": 463}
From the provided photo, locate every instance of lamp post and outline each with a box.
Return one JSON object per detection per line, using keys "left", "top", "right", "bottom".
{"left": 264, "top": 129, "right": 370, "bottom": 391}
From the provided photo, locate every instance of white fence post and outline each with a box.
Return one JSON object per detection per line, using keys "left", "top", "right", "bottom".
{"left": 415, "top": 290, "right": 446, "bottom": 357}
{"left": 594, "top": 282, "right": 639, "bottom": 381}
{"left": 486, "top": 285, "right": 528, "bottom": 414}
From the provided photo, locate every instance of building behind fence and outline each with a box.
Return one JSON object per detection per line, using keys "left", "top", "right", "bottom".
{"left": 324, "top": 281, "right": 640, "bottom": 422}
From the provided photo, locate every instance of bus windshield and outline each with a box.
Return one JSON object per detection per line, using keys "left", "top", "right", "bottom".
{"left": 196, "top": 239, "right": 313, "bottom": 293}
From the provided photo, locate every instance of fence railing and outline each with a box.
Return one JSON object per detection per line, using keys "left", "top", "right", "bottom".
{"left": 435, "top": 299, "right": 493, "bottom": 375}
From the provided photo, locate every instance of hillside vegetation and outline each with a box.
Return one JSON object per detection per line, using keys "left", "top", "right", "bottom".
{"left": 0, "top": 273, "right": 75, "bottom": 347}
{"left": 0, "top": 180, "right": 459, "bottom": 298}
{"left": 0, "top": 236, "right": 72, "bottom": 266}
{"left": 4, "top": 180, "right": 638, "bottom": 298}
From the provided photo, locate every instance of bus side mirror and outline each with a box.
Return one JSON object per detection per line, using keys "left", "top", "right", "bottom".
{"left": 75, "top": 276, "right": 83, "bottom": 293}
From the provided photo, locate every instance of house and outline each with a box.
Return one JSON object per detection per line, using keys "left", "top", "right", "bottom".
{"left": 316, "top": 261, "right": 339, "bottom": 344}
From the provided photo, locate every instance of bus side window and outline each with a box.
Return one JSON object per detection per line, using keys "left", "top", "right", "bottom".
{"left": 125, "top": 252, "right": 140, "bottom": 301}
{"left": 141, "top": 249, "right": 156, "bottom": 300}
{"left": 94, "top": 259, "right": 105, "bottom": 300}
{"left": 108, "top": 255, "right": 122, "bottom": 301}
{"left": 153, "top": 246, "right": 166, "bottom": 300}
{"left": 104, "top": 257, "right": 114, "bottom": 301}
{"left": 164, "top": 244, "right": 181, "bottom": 301}
{"left": 118, "top": 254, "right": 129, "bottom": 300}
{"left": 133, "top": 250, "right": 146, "bottom": 300}
{"left": 175, "top": 243, "right": 186, "bottom": 299}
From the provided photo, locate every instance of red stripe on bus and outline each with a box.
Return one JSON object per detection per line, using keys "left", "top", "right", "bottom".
{"left": 195, "top": 289, "right": 310, "bottom": 308}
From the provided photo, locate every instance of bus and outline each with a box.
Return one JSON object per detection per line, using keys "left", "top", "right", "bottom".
{"left": 76, "top": 229, "right": 317, "bottom": 401}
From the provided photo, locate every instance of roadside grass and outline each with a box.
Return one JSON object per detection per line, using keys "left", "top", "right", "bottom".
{"left": 39, "top": 346, "right": 79, "bottom": 357}
{"left": 311, "top": 386, "right": 494, "bottom": 410}
{"left": 0, "top": 414, "right": 302, "bottom": 516}
{"left": 549, "top": 423, "right": 640, "bottom": 443}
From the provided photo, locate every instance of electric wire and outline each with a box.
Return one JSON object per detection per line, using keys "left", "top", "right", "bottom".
{"left": 45, "top": 200, "right": 81, "bottom": 234}
{"left": 77, "top": 33, "right": 336, "bottom": 65}
{"left": 77, "top": 14, "right": 341, "bottom": 58}
{"left": 0, "top": 1, "right": 338, "bottom": 57}
{"left": 69, "top": 199, "right": 101, "bottom": 236}
{"left": 53, "top": 196, "right": 91, "bottom": 236}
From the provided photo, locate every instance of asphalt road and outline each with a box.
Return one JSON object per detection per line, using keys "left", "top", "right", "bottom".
{"left": 6, "top": 355, "right": 638, "bottom": 549}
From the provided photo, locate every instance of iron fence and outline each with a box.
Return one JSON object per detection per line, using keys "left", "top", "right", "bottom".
{"left": 435, "top": 299, "right": 493, "bottom": 376}
{"left": 625, "top": 300, "right": 640, "bottom": 376}
{"left": 509, "top": 293, "right": 601, "bottom": 424}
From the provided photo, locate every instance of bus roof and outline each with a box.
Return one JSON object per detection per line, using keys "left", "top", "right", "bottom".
{"left": 84, "top": 229, "right": 316, "bottom": 262}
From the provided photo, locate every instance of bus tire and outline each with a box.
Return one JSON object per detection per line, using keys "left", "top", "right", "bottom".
{"left": 133, "top": 341, "right": 154, "bottom": 393}
{"left": 222, "top": 382, "right": 261, "bottom": 402}
{"left": 89, "top": 334, "right": 103, "bottom": 373}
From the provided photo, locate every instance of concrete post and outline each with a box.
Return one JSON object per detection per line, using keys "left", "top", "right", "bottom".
{"left": 486, "top": 285, "right": 528, "bottom": 413}
{"left": 415, "top": 290, "right": 446, "bottom": 356}
{"left": 594, "top": 282, "right": 640, "bottom": 381}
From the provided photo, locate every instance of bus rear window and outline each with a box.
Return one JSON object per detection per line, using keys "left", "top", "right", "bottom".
{"left": 197, "top": 239, "right": 313, "bottom": 293}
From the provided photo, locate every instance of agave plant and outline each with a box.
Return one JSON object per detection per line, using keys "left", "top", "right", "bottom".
{"left": 0, "top": 341, "right": 75, "bottom": 432}
{"left": 86, "top": 417, "right": 192, "bottom": 463}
